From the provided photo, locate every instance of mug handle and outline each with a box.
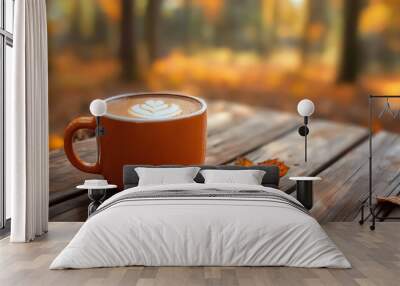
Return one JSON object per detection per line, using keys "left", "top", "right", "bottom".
{"left": 64, "top": 116, "right": 102, "bottom": 174}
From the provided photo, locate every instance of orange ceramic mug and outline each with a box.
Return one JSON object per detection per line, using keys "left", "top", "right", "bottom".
{"left": 64, "top": 92, "right": 207, "bottom": 190}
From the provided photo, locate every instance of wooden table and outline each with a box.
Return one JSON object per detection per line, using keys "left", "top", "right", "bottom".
{"left": 49, "top": 100, "right": 400, "bottom": 222}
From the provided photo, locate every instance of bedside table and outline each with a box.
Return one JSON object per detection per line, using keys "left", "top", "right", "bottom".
{"left": 289, "top": 177, "right": 321, "bottom": 210}
{"left": 77, "top": 181, "right": 117, "bottom": 216}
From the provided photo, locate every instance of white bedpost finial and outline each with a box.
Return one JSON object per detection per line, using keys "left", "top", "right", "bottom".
{"left": 90, "top": 99, "right": 107, "bottom": 117}
{"left": 297, "top": 99, "right": 315, "bottom": 117}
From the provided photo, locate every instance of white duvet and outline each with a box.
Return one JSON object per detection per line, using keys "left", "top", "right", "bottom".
{"left": 50, "top": 183, "right": 350, "bottom": 269}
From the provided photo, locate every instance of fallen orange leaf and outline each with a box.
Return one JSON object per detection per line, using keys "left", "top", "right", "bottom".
{"left": 234, "top": 157, "right": 289, "bottom": 177}
{"left": 234, "top": 157, "right": 254, "bottom": 167}
{"left": 257, "top": 159, "right": 290, "bottom": 177}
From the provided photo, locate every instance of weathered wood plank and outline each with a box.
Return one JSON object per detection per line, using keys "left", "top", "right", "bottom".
{"left": 309, "top": 131, "right": 400, "bottom": 223}
{"left": 206, "top": 100, "right": 258, "bottom": 136}
{"left": 206, "top": 109, "right": 298, "bottom": 164}
{"left": 49, "top": 102, "right": 298, "bottom": 202}
{"left": 49, "top": 101, "right": 371, "bottom": 223}
{"left": 235, "top": 120, "right": 368, "bottom": 193}
{"left": 49, "top": 194, "right": 89, "bottom": 222}
{"left": 49, "top": 101, "right": 254, "bottom": 199}
{"left": 49, "top": 138, "right": 101, "bottom": 203}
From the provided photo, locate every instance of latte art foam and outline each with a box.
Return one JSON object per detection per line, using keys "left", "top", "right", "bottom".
{"left": 129, "top": 100, "right": 183, "bottom": 119}
{"left": 105, "top": 93, "right": 204, "bottom": 121}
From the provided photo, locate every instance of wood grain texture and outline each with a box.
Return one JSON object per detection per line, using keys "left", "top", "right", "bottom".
{"left": 49, "top": 102, "right": 374, "bottom": 222}
{"left": 49, "top": 101, "right": 298, "bottom": 201}
{"left": 54, "top": 99, "right": 400, "bottom": 226}
{"left": 48, "top": 101, "right": 250, "bottom": 201}
{"left": 1, "top": 222, "right": 399, "bottom": 286}
{"left": 234, "top": 119, "right": 368, "bottom": 193}
{"left": 205, "top": 108, "right": 298, "bottom": 164}
{"left": 309, "top": 131, "right": 400, "bottom": 223}
{"left": 49, "top": 194, "right": 89, "bottom": 222}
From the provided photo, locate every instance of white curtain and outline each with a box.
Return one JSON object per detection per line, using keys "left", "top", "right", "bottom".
{"left": 8, "top": 0, "right": 49, "bottom": 242}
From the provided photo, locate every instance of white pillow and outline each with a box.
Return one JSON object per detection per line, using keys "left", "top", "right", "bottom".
{"left": 135, "top": 167, "right": 200, "bottom": 186}
{"left": 200, "top": 169, "right": 266, "bottom": 185}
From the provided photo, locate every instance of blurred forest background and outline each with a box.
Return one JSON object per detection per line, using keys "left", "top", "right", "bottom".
{"left": 47, "top": 0, "right": 400, "bottom": 149}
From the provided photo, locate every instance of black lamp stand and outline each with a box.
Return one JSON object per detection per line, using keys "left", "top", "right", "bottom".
{"left": 298, "top": 116, "right": 309, "bottom": 162}
{"left": 95, "top": 116, "right": 105, "bottom": 136}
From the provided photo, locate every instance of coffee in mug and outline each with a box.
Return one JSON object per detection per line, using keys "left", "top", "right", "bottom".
{"left": 64, "top": 92, "right": 207, "bottom": 189}
{"left": 107, "top": 94, "right": 202, "bottom": 120}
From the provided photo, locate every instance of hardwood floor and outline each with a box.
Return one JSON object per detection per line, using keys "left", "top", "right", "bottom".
{"left": 0, "top": 222, "right": 399, "bottom": 286}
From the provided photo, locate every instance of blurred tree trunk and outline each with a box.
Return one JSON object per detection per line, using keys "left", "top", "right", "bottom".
{"left": 256, "top": 0, "right": 265, "bottom": 53}
{"left": 337, "top": 0, "right": 361, "bottom": 83}
{"left": 70, "top": 0, "right": 82, "bottom": 43}
{"left": 183, "top": 0, "right": 193, "bottom": 51}
{"left": 120, "top": 0, "right": 139, "bottom": 81}
{"left": 145, "top": 0, "right": 162, "bottom": 63}
{"left": 300, "top": 0, "right": 311, "bottom": 64}
{"left": 264, "top": 0, "right": 279, "bottom": 54}
{"left": 94, "top": 6, "right": 107, "bottom": 43}
{"left": 300, "top": 0, "right": 326, "bottom": 64}
{"left": 215, "top": 0, "right": 241, "bottom": 49}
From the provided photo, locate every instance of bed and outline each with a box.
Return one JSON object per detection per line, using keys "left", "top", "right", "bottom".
{"left": 50, "top": 165, "right": 350, "bottom": 269}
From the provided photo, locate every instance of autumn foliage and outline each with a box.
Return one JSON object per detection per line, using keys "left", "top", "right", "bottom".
{"left": 235, "top": 157, "right": 290, "bottom": 177}
{"left": 47, "top": 0, "right": 400, "bottom": 150}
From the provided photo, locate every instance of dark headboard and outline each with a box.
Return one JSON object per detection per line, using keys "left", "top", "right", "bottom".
{"left": 123, "top": 165, "right": 280, "bottom": 189}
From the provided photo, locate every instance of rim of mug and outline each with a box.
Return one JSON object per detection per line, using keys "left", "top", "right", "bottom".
{"left": 103, "top": 91, "right": 207, "bottom": 122}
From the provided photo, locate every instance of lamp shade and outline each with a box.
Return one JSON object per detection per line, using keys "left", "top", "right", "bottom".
{"left": 297, "top": 99, "right": 315, "bottom": 117}
{"left": 90, "top": 99, "right": 107, "bottom": 117}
